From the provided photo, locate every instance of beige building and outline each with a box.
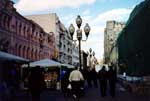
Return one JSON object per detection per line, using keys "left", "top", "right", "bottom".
{"left": 26, "top": 13, "right": 79, "bottom": 64}
{"left": 104, "top": 20, "right": 125, "bottom": 64}
{"left": 26, "top": 13, "right": 60, "bottom": 49}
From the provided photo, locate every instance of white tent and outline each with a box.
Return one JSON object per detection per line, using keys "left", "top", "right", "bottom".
{"left": 22, "top": 59, "right": 61, "bottom": 67}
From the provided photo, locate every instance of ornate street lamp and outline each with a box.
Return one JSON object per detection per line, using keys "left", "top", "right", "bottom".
{"left": 69, "top": 15, "right": 91, "bottom": 70}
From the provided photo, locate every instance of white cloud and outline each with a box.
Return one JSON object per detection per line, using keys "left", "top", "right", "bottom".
{"left": 15, "top": 0, "right": 96, "bottom": 14}
{"left": 83, "top": 9, "right": 90, "bottom": 15}
{"left": 93, "top": 8, "right": 132, "bottom": 24}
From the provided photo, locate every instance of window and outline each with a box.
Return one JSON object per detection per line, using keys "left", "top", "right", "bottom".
{"left": 23, "top": 26, "right": 26, "bottom": 37}
{"left": 18, "top": 45, "right": 21, "bottom": 57}
{"left": 7, "top": 17, "right": 10, "bottom": 29}
{"left": 19, "top": 24, "right": 22, "bottom": 35}
{"left": 23, "top": 46, "right": 26, "bottom": 57}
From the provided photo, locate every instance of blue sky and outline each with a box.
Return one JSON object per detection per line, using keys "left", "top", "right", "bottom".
{"left": 12, "top": 0, "right": 144, "bottom": 61}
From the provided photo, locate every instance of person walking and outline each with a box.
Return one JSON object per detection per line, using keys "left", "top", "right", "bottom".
{"left": 28, "top": 66, "right": 45, "bottom": 101}
{"left": 61, "top": 69, "right": 72, "bottom": 97}
{"left": 91, "top": 68, "right": 98, "bottom": 88}
{"left": 98, "top": 66, "right": 107, "bottom": 97}
{"left": 86, "top": 69, "right": 92, "bottom": 88}
{"left": 69, "top": 67, "right": 84, "bottom": 99}
{"left": 108, "top": 65, "right": 117, "bottom": 97}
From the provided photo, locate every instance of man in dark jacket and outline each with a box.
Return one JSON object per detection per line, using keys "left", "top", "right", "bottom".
{"left": 98, "top": 66, "right": 107, "bottom": 97}
{"left": 108, "top": 65, "right": 117, "bottom": 97}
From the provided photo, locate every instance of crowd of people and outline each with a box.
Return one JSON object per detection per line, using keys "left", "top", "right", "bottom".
{"left": 23, "top": 64, "right": 117, "bottom": 101}
{"left": 60, "top": 64, "right": 117, "bottom": 99}
{"left": 98, "top": 65, "right": 117, "bottom": 97}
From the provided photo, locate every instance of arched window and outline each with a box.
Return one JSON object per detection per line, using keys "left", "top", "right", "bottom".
{"left": 19, "top": 24, "right": 22, "bottom": 35}
{"left": 16, "top": 21, "right": 18, "bottom": 34}
{"left": 23, "top": 46, "right": 26, "bottom": 58}
{"left": 30, "top": 49, "right": 33, "bottom": 59}
{"left": 37, "top": 50, "right": 40, "bottom": 60}
{"left": 37, "top": 50, "right": 39, "bottom": 60}
{"left": 0, "top": 13, "right": 2, "bottom": 27}
{"left": 15, "top": 43, "right": 18, "bottom": 56}
{"left": 18, "top": 45, "right": 22, "bottom": 57}
{"left": 27, "top": 27, "right": 30, "bottom": 39}
{"left": 20, "top": 45, "right": 24, "bottom": 57}
{"left": 3, "top": 15, "right": 6, "bottom": 28}
{"left": 33, "top": 49, "right": 36, "bottom": 61}
{"left": 23, "top": 26, "right": 26, "bottom": 37}
{"left": 35, "top": 50, "right": 37, "bottom": 60}
{"left": 31, "top": 32, "right": 33, "bottom": 40}
{"left": 35, "top": 32, "right": 38, "bottom": 41}
{"left": 7, "top": 16, "right": 10, "bottom": 30}
{"left": 25, "top": 46, "right": 28, "bottom": 59}
{"left": 31, "top": 27, "right": 35, "bottom": 40}
{"left": 27, "top": 47, "right": 30, "bottom": 59}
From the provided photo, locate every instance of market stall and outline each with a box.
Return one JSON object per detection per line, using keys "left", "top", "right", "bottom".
{"left": 0, "top": 51, "right": 29, "bottom": 100}
{"left": 0, "top": 51, "right": 29, "bottom": 64}
{"left": 22, "top": 59, "right": 76, "bottom": 90}
{"left": 22, "top": 59, "right": 62, "bottom": 90}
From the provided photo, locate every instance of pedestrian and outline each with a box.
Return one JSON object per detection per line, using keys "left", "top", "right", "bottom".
{"left": 91, "top": 68, "right": 98, "bottom": 88}
{"left": 108, "top": 65, "right": 117, "bottom": 97}
{"left": 28, "top": 66, "right": 45, "bottom": 101}
{"left": 86, "top": 69, "right": 92, "bottom": 88}
{"left": 98, "top": 65, "right": 107, "bottom": 97}
{"left": 69, "top": 66, "right": 84, "bottom": 99}
{"left": 61, "top": 69, "right": 71, "bottom": 97}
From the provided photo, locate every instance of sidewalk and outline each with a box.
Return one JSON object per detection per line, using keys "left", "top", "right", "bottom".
{"left": 13, "top": 83, "right": 150, "bottom": 101}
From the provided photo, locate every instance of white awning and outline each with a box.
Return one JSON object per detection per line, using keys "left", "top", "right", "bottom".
{"left": 22, "top": 59, "right": 61, "bottom": 68}
{"left": 0, "top": 51, "right": 29, "bottom": 64}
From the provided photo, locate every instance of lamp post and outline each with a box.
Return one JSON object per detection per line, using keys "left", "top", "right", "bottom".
{"left": 69, "top": 15, "right": 90, "bottom": 70}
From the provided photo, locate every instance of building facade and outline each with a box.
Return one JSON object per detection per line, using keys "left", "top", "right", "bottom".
{"left": 59, "top": 23, "right": 73, "bottom": 64}
{"left": 81, "top": 50, "right": 88, "bottom": 70}
{"left": 0, "top": 0, "right": 55, "bottom": 61}
{"left": 72, "top": 43, "right": 79, "bottom": 66}
{"left": 104, "top": 20, "right": 125, "bottom": 64}
{"left": 26, "top": 14, "right": 78, "bottom": 64}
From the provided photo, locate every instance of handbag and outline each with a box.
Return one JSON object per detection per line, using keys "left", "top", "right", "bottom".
{"left": 67, "top": 84, "right": 72, "bottom": 89}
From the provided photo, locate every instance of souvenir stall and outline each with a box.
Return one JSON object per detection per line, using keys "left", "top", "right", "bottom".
{"left": 22, "top": 59, "right": 61, "bottom": 90}
{"left": 22, "top": 59, "right": 75, "bottom": 90}
{"left": 44, "top": 67, "right": 60, "bottom": 89}
{"left": 0, "top": 51, "right": 29, "bottom": 100}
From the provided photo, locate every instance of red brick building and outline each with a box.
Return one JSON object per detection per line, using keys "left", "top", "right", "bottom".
{"left": 0, "top": 0, "right": 56, "bottom": 61}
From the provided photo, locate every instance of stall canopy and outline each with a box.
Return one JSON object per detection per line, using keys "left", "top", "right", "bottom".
{"left": 22, "top": 59, "right": 61, "bottom": 67}
{"left": 61, "top": 64, "right": 75, "bottom": 69}
{"left": 0, "top": 51, "right": 30, "bottom": 64}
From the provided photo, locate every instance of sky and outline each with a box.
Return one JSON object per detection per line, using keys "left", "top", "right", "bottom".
{"left": 12, "top": 0, "right": 144, "bottom": 60}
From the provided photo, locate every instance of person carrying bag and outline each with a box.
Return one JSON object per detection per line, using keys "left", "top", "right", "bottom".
{"left": 69, "top": 67, "right": 84, "bottom": 99}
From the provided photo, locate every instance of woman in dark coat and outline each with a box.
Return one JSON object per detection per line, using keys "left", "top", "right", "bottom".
{"left": 28, "top": 66, "right": 45, "bottom": 101}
